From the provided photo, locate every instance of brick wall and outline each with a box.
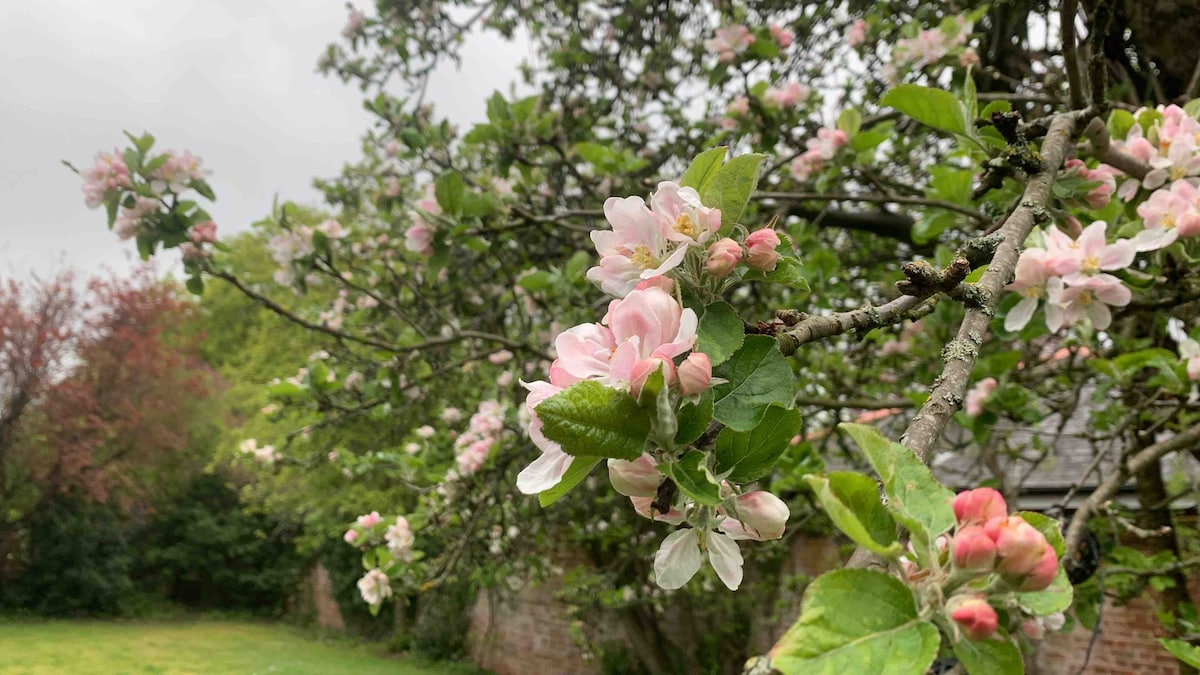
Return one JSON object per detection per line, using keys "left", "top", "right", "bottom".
{"left": 468, "top": 575, "right": 599, "bottom": 675}
{"left": 1034, "top": 574, "right": 1200, "bottom": 675}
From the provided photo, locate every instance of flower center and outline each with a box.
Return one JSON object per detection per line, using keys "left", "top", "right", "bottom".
{"left": 631, "top": 245, "right": 660, "bottom": 269}
{"left": 1163, "top": 213, "right": 1177, "bottom": 230}
{"left": 1080, "top": 256, "right": 1100, "bottom": 275}
{"left": 1021, "top": 286, "right": 1044, "bottom": 299}
{"left": 674, "top": 213, "right": 698, "bottom": 239}
{"left": 1170, "top": 165, "right": 1189, "bottom": 181}
{"left": 1077, "top": 290, "right": 1094, "bottom": 306}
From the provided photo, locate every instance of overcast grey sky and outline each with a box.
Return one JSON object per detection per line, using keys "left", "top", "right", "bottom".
{"left": 0, "top": 0, "right": 528, "bottom": 281}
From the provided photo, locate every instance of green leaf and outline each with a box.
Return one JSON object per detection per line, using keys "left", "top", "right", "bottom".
{"left": 675, "top": 391, "right": 713, "bottom": 446}
{"left": 953, "top": 634, "right": 1024, "bottom": 675}
{"left": 190, "top": 179, "right": 216, "bottom": 201}
{"left": 803, "top": 472, "right": 902, "bottom": 558}
{"left": 1184, "top": 100, "right": 1200, "bottom": 121}
{"left": 518, "top": 269, "right": 556, "bottom": 292}
{"left": 1018, "top": 511, "right": 1065, "bottom": 557}
{"left": 714, "top": 404, "right": 801, "bottom": 482}
{"left": 839, "top": 423, "right": 956, "bottom": 544}
{"left": 680, "top": 147, "right": 727, "bottom": 194}
{"left": 661, "top": 451, "right": 721, "bottom": 506}
{"left": 1015, "top": 568, "right": 1073, "bottom": 615}
{"left": 702, "top": 152, "right": 766, "bottom": 226}
{"left": 104, "top": 193, "right": 120, "bottom": 228}
{"left": 536, "top": 381, "right": 650, "bottom": 460}
{"left": 434, "top": 171, "right": 465, "bottom": 216}
{"left": 837, "top": 108, "right": 862, "bottom": 137}
{"left": 1160, "top": 638, "right": 1200, "bottom": 669}
{"left": 771, "top": 569, "right": 940, "bottom": 675}
{"left": 696, "top": 301, "right": 745, "bottom": 366}
{"left": 711, "top": 335, "right": 794, "bottom": 432}
{"left": 1107, "top": 109, "right": 1135, "bottom": 140}
{"left": 539, "top": 457, "right": 602, "bottom": 507}
{"left": 185, "top": 275, "right": 205, "bottom": 295}
{"left": 881, "top": 84, "right": 968, "bottom": 136}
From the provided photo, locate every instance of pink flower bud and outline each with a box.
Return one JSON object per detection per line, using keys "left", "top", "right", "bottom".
{"left": 706, "top": 238, "right": 742, "bottom": 278}
{"left": 678, "top": 353, "right": 712, "bottom": 397}
{"left": 190, "top": 220, "right": 218, "bottom": 244}
{"left": 733, "top": 491, "right": 789, "bottom": 540}
{"left": 1021, "top": 618, "right": 1046, "bottom": 640}
{"left": 984, "top": 516, "right": 1049, "bottom": 576}
{"left": 630, "top": 357, "right": 675, "bottom": 399}
{"left": 952, "top": 525, "right": 997, "bottom": 571}
{"left": 952, "top": 488, "right": 1007, "bottom": 526}
{"left": 949, "top": 596, "right": 998, "bottom": 641}
{"left": 357, "top": 511, "right": 383, "bottom": 528}
{"left": 744, "top": 229, "right": 781, "bottom": 271}
{"left": 608, "top": 454, "right": 662, "bottom": 498}
{"left": 343, "top": 529, "right": 359, "bottom": 544}
{"left": 1017, "top": 546, "right": 1059, "bottom": 591}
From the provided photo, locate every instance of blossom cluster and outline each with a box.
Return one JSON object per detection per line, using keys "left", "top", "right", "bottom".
{"left": 1168, "top": 320, "right": 1200, "bottom": 381}
{"left": 890, "top": 17, "right": 974, "bottom": 72}
{"left": 789, "top": 127, "right": 849, "bottom": 182}
{"left": 520, "top": 180, "right": 792, "bottom": 590}
{"left": 610, "top": 454, "right": 790, "bottom": 591}
{"left": 944, "top": 488, "right": 1062, "bottom": 641}
{"left": 343, "top": 511, "right": 417, "bottom": 608}
{"left": 1110, "top": 104, "right": 1200, "bottom": 199}
{"left": 448, "top": 399, "right": 506, "bottom": 479}
{"left": 404, "top": 184, "right": 440, "bottom": 256}
{"left": 1006, "top": 221, "right": 1136, "bottom": 332}
{"left": 81, "top": 145, "right": 217, "bottom": 260}
{"left": 237, "top": 438, "right": 280, "bottom": 465}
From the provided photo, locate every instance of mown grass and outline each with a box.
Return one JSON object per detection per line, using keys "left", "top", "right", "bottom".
{"left": 0, "top": 619, "right": 474, "bottom": 674}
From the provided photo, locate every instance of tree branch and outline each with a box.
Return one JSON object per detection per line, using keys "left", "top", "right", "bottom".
{"left": 1082, "top": 117, "right": 1150, "bottom": 179}
{"left": 756, "top": 191, "right": 991, "bottom": 227}
{"left": 1063, "top": 423, "right": 1200, "bottom": 559}
{"left": 900, "top": 113, "right": 1078, "bottom": 462}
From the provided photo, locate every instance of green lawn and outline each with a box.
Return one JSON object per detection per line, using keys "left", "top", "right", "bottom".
{"left": 0, "top": 619, "right": 469, "bottom": 674}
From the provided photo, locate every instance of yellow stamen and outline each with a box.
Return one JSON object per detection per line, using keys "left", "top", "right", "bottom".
{"left": 1080, "top": 255, "right": 1100, "bottom": 275}
{"left": 1170, "top": 165, "right": 1189, "bottom": 181}
{"left": 631, "top": 245, "right": 659, "bottom": 269}
{"left": 674, "top": 213, "right": 698, "bottom": 239}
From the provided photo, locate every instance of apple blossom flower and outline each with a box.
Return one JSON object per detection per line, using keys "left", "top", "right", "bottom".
{"left": 1045, "top": 275, "right": 1130, "bottom": 331}
{"left": 1172, "top": 325, "right": 1200, "bottom": 380}
{"left": 952, "top": 525, "right": 997, "bottom": 571}
{"left": 704, "top": 24, "right": 755, "bottom": 63}
{"left": 790, "top": 127, "right": 849, "bottom": 182}
{"left": 744, "top": 228, "right": 781, "bottom": 270}
{"left": 383, "top": 140, "right": 401, "bottom": 157}
{"left": 342, "top": 9, "right": 365, "bottom": 39}
{"left": 356, "top": 511, "right": 383, "bottom": 528}
{"left": 488, "top": 350, "right": 513, "bottom": 364}
{"left": 189, "top": 220, "right": 218, "bottom": 244}
{"left": 357, "top": 568, "right": 392, "bottom": 606}
{"left": 441, "top": 407, "right": 462, "bottom": 423}
{"left": 769, "top": 23, "right": 794, "bottom": 48}
{"left": 958, "top": 48, "right": 980, "bottom": 68}
{"left": 404, "top": 442, "right": 420, "bottom": 454}
{"left": 1058, "top": 222, "right": 1135, "bottom": 286}
{"left": 845, "top": 20, "right": 867, "bottom": 48}
{"left": 1064, "top": 159, "right": 1117, "bottom": 210}
{"left": 654, "top": 526, "right": 743, "bottom": 591}
{"left": 81, "top": 150, "right": 132, "bottom": 208}
{"left": 385, "top": 516, "right": 415, "bottom": 560}
{"left": 678, "top": 352, "right": 712, "bottom": 397}
{"left": 518, "top": 286, "right": 696, "bottom": 493}
{"left": 762, "top": 82, "right": 809, "bottom": 108}
{"left": 949, "top": 596, "right": 998, "bottom": 640}
{"left": 497, "top": 371, "right": 514, "bottom": 387}
{"left": 608, "top": 454, "right": 662, "bottom": 498}
{"left": 343, "top": 529, "right": 359, "bottom": 544}
{"left": 404, "top": 222, "right": 434, "bottom": 256}
{"left": 588, "top": 187, "right": 693, "bottom": 297}
{"left": 416, "top": 425, "right": 435, "bottom": 439}
{"left": 964, "top": 377, "right": 997, "bottom": 416}
{"left": 726, "top": 491, "right": 789, "bottom": 541}
{"left": 149, "top": 150, "right": 208, "bottom": 195}
{"left": 726, "top": 96, "right": 749, "bottom": 117}
{"left": 706, "top": 238, "right": 742, "bottom": 278}
{"left": 952, "top": 488, "right": 1007, "bottom": 526}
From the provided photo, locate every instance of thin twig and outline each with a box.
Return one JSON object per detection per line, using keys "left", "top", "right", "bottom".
{"left": 755, "top": 191, "right": 990, "bottom": 227}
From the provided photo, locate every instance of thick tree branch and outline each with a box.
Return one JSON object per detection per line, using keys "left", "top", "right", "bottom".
{"left": 1061, "top": 0, "right": 1086, "bottom": 108}
{"left": 900, "top": 114, "right": 1078, "bottom": 462}
{"left": 1063, "top": 423, "right": 1200, "bottom": 559}
{"left": 1082, "top": 117, "right": 1150, "bottom": 179}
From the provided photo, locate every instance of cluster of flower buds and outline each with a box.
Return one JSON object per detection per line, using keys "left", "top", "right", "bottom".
{"left": 944, "top": 488, "right": 1060, "bottom": 641}
{"left": 789, "top": 128, "right": 848, "bottom": 182}
{"left": 343, "top": 511, "right": 418, "bottom": 608}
